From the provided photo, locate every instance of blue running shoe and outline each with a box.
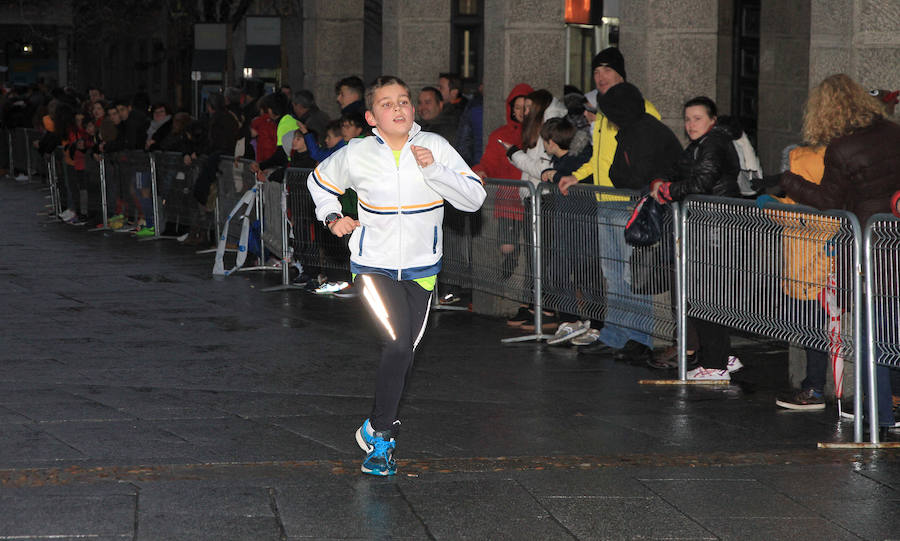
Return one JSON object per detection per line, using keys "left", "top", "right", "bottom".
{"left": 361, "top": 432, "right": 396, "bottom": 476}
{"left": 356, "top": 418, "right": 401, "bottom": 453}
{"left": 355, "top": 419, "right": 376, "bottom": 453}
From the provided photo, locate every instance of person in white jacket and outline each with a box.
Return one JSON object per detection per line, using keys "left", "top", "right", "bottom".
{"left": 307, "top": 76, "right": 486, "bottom": 476}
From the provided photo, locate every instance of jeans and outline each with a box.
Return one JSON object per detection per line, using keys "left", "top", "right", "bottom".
{"left": 595, "top": 203, "right": 652, "bottom": 349}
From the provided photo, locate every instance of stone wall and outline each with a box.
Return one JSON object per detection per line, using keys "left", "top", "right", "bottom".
{"left": 481, "top": 0, "right": 566, "bottom": 144}
{"left": 381, "top": 0, "right": 452, "bottom": 97}
{"left": 757, "top": 1, "right": 811, "bottom": 176}
{"left": 301, "top": 0, "right": 365, "bottom": 119}
{"left": 810, "top": 0, "right": 900, "bottom": 92}
{"left": 619, "top": 0, "right": 720, "bottom": 142}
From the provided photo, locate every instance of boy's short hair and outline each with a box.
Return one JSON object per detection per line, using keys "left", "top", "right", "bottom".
{"left": 365, "top": 75, "right": 411, "bottom": 110}
{"left": 540, "top": 117, "right": 576, "bottom": 150}
{"left": 341, "top": 111, "right": 367, "bottom": 130}
{"left": 438, "top": 72, "right": 462, "bottom": 93}
{"left": 335, "top": 76, "right": 365, "bottom": 98}
{"left": 325, "top": 119, "right": 342, "bottom": 137}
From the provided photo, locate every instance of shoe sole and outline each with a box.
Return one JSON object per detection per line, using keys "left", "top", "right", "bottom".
{"left": 775, "top": 399, "right": 825, "bottom": 411}
{"left": 360, "top": 464, "right": 396, "bottom": 476}
{"left": 546, "top": 326, "right": 589, "bottom": 345}
{"left": 355, "top": 426, "right": 373, "bottom": 453}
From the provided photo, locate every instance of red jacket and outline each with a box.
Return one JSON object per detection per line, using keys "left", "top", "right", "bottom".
{"left": 252, "top": 115, "right": 278, "bottom": 163}
{"left": 474, "top": 83, "right": 533, "bottom": 219}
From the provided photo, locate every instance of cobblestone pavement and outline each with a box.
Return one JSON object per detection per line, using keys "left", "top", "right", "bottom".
{"left": 0, "top": 178, "right": 897, "bottom": 540}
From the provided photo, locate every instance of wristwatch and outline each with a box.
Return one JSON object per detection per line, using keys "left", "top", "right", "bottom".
{"left": 324, "top": 212, "right": 342, "bottom": 227}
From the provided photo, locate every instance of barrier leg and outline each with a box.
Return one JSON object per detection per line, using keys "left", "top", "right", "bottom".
{"left": 503, "top": 192, "right": 550, "bottom": 343}
{"left": 139, "top": 154, "right": 178, "bottom": 241}
{"left": 639, "top": 202, "right": 729, "bottom": 385}
{"left": 263, "top": 184, "right": 305, "bottom": 292}
{"left": 90, "top": 155, "right": 112, "bottom": 231}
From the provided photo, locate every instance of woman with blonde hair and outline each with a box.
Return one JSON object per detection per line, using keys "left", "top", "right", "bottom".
{"left": 779, "top": 73, "right": 900, "bottom": 435}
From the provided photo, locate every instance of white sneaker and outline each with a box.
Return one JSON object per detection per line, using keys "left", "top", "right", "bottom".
{"left": 314, "top": 281, "right": 349, "bottom": 294}
{"left": 726, "top": 356, "right": 743, "bottom": 373}
{"left": 686, "top": 366, "right": 731, "bottom": 381}
{"left": 547, "top": 320, "right": 590, "bottom": 345}
{"left": 570, "top": 327, "right": 601, "bottom": 346}
{"left": 58, "top": 209, "right": 75, "bottom": 220}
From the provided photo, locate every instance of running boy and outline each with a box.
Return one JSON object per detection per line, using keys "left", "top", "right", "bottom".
{"left": 307, "top": 76, "right": 486, "bottom": 476}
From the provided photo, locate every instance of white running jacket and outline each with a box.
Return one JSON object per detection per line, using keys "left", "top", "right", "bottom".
{"left": 307, "top": 122, "right": 486, "bottom": 280}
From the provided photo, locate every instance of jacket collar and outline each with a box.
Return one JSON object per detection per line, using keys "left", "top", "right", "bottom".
{"left": 371, "top": 122, "right": 422, "bottom": 146}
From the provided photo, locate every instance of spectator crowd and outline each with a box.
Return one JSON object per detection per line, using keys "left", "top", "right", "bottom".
{"left": 1, "top": 47, "right": 899, "bottom": 435}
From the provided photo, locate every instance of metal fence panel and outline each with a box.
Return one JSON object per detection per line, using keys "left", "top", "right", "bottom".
{"left": 540, "top": 183, "right": 676, "bottom": 341}
{"left": 865, "top": 215, "right": 900, "bottom": 369}
{"left": 462, "top": 179, "right": 537, "bottom": 305}
{"left": 151, "top": 151, "right": 200, "bottom": 233}
{"left": 284, "top": 167, "right": 351, "bottom": 279}
{"left": 261, "top": 180, "right": 286, "bottom": 259}
{"left": 215, "top": 157, "right": 257, "bottom": 243}
{"left": 681, "top": 196, "right": 861, "bottom": 357}
{"left": 24, "top": 129, "right": 44, "bottom": 182}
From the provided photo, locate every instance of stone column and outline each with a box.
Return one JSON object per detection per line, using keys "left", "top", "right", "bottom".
{"left": 619, "top": 0, "right": 720, "bottom": 139}
{"left": 381, "top": 0, "right": 452, "bottom": 96}
{"left": 757, "top": 1, "right": 811, "bottom": 175}
{"left": 809, "top": 0, "right": 900, "bottom": 93}
{"left": 476, "top": 0, "right": 566, "bottom": 317}
{"left": 482, "top": 0, "right": 566, "bottom": 143}
{"left": 301, "top": 0, "right": 365, "bottom": 118}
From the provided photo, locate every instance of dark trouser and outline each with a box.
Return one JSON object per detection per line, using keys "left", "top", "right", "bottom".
{"left": 686, "top": 317, "right": 731, "bottom": 370}
{"left": 358, "top": 273, "right": 433, "bottom": 432}
{"left": 193, "top": 153, "right": 222, "bottom": 206}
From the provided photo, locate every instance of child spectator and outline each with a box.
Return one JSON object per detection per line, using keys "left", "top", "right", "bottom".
{"left": 300, "top": 119, "right": 345, "bottom": 163}
{"left": 307, "top": 75, "right": 485, "bottom": 476}
{"left": 250, "top": 93, "right": 279, "bottom": 163}
{"left": 340, "top": 111, "right": 370, "bottom": 140}
{"left": 471, "top": 83, "right": 532, "bottom": 311}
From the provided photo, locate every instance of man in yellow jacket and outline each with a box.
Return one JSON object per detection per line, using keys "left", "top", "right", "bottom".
{"left": 558, "top": 48, "right": 660, "bottom": 197}
{"left": 556, "top": 48, "right": 661, "bottom": 361}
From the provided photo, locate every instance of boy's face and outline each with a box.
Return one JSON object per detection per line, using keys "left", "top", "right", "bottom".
{"left": 364, "top": 84, "right": 413, "bottom": 140}
{"left": 336, "top": 85, "right": 359, "bottom": 108}
{"left": 544, "top": 138, "right": 560, "bottom": 156}
{"left": 85, "top": 122, "right": 96, "bottom": 136}
{"left": 341, "top": 122, "right": 362, "bottom": 141}
{"left": 325, "top": 130, "right": 343, "bottom": 148}
{"left": 116, "top": 104, "right": 130, "bottom": 120}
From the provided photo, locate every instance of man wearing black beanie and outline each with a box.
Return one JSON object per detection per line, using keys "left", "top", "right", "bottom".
{"left": 552, "top": 47, "right": 665, "bottom": 362}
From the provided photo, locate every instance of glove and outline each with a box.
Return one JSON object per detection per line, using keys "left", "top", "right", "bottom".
{"left": 755, "top": 194, "right": 776, "bottom": 209}
{"left": 750, "top": 174, "right": 781, "bottom": 193}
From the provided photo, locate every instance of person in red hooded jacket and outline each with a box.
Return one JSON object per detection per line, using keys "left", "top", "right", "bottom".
{"left": 472, "top": 83, "right": 533, "bottom": 323}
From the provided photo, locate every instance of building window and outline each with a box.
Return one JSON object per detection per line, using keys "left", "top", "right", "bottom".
{"left": 451, "top": 0, "right": 483, "bottom": 83}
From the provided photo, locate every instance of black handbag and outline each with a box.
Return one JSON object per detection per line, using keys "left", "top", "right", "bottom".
{"left": 624, "top": 195, "right": 664, "bottom": 247}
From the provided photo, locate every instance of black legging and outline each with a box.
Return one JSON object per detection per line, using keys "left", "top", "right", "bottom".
{"left": 358, "top": 273, "right": 433, "bottom": 433}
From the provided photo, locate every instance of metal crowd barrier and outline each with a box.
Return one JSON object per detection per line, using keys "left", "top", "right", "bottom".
{"left": 679, "top": 196, "right": 867, "bottom": 440}
{"left": 284, "top": 167, "right": 352, "bottom": 282}
{"left": 24, "top": 128, "right": 44, "bottom": 183}
{"left": 863, "top": 214, "right": 900, "bottom": 444}
{"left": 543, "top": 183, "right": 677, "bottom": 343}
{"left": 143, "top": 152, "right": 201, "bottom": 240}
